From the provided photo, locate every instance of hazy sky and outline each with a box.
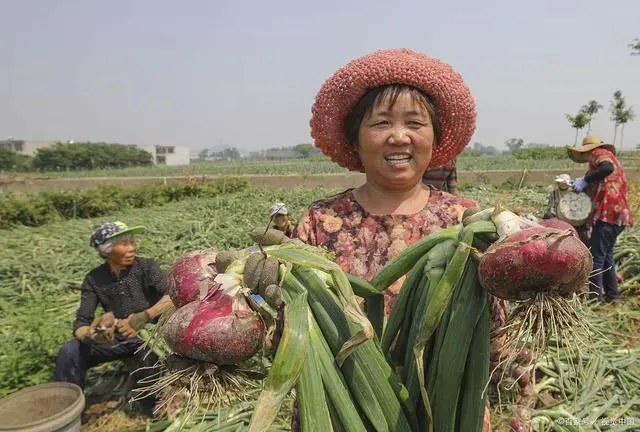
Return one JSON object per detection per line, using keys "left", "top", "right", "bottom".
{"left": 1, "top": 1, "right": 639, "bottom": 154}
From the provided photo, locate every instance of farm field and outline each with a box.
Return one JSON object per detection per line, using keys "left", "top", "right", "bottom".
{"left": 3, "top": 154, "right": 640, "bottom": 179}
{"left": 2, "top": 155, "right": 640, "bottom": 195}
{"left": 1, "top": 182, "right": 639, "bottom": 431}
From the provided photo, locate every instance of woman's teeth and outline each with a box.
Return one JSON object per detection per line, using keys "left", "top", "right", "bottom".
{"left": 385, "top": 154, "right": 412, "bottom": 165}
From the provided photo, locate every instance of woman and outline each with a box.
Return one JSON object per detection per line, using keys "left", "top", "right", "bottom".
{"left": 293, "top": 48, "right": 518, "bottom": 431}
{"left": 54, "top": 221, "right": 173, "bottom": 416}
{"left": 568, "top": 135, "right": 633, "bottom": 303}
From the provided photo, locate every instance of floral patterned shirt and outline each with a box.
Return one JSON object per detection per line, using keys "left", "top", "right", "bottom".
{"left": 587, "top": 148, "right": 633, "bottom": 227}
{"left": 294, "top": 188, "right": 477, "bottom": 313}
{"left": 293, "top": 188, "right": 511, "bottom": 432}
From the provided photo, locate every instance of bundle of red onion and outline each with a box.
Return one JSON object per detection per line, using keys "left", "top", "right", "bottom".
{"left": 162, "top": 249, "right": 265, "bottom": 366}
{"left": 476, "top": 205, "right": 594, "bottom": 376}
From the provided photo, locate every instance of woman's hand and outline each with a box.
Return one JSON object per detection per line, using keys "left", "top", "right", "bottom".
{"left": 116, "top": 311, "right": 150, "bottom": 338}
{"left": 571, "top": 177, "right": 588, "bottom": 192}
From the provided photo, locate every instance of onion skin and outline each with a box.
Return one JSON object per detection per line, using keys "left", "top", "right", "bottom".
{"left": 478, "top": 227, "right": 593, "bottom": 301}
{"left": 510, "top": 419, "right": 526, "bottom": 432}
{"left": 163, "top": 286, "right": 264, "bottom": 365}
{"left": 167, "top": 251, "right": 218, "bottom": 308}
{"left": 538, "top": 218, "right": 578, "bottom": 236}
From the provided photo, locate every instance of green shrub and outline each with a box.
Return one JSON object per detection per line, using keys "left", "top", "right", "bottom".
{"left": 0, "top": 178, "right": 248, "bottom": 229}
{"left": 0, "top": 148, "right": 33, "bottom": 172}
{"left": 31, "top": 142, "right": 153, "bottom": 171}
{"left": 512, "top": 147, "right": 569, "bottom": 160}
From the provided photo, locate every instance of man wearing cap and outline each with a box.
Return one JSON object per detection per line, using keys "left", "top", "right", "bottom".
{"left": 53, "top": 221, "right": 173, "bottom": 414}
{"left": 568, "top": 135, "right": 633, "bottom": 303}
{"left": 269, "top": 203, "right": 295, "bottom": 238}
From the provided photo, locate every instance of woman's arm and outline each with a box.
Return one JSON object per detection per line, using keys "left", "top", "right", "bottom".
{"left": 73, "top": 277, "right": 99, "bottom": 343}
{"left": 585, "top": 161, "right": 614, "bottom": 183}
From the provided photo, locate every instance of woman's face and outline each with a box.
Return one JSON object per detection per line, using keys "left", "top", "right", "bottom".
{"left": 106, "top": 235, "right": 137, "bottom": 267}
{"left": 274, "top": 214, "right": 289, "bottom": 229}
{"left": 574, "top": 151, "right": 591, "bottom": 163}
{"left": 356, "top": 91, "right": 434, "bottom": 190}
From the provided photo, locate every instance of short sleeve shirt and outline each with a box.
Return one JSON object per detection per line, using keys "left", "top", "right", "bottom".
{"left": 587, "top": 148, "right": 633, "bottom": 227}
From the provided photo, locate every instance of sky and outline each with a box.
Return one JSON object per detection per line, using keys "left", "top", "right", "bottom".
{"left": 1, "top": 0, "right": 639, "bottom": 154}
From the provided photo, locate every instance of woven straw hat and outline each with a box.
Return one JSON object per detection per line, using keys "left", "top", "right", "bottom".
{"left": 310, "top": 48, "right": 476, "bottom": 172}
{"left": 567, "top": 135, "right": 616, "bottom": 162}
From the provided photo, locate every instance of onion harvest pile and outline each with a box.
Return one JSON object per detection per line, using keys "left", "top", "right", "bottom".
{"left": 136, "top": 205, "right": 594, "bottom": 432}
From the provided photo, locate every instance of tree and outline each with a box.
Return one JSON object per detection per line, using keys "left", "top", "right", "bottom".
{"left": 0, "top": 147, "right": 32, "bottom": 171}
{"left": 565, "top": 112, "right": 590, "bottom": 145}
{"left": 630, "top": 38, "right": 640, "bottom": 55}
{"left": 505, "top": 138, "right": 524, "bottom": 154}
{"left": 615, "top": 107, "right": 636, "bottom": 150}
{"left": 580, "top": 100, "right": 603, "bottom": 134}
{"left": 294, "top": 143, "right": 314, "bottom": 158}
{"left": 32, "top": 142, "right": 153, "bottom": 171}
{"left": 609, "top": 90, "right": 634, "bottom": 147}
{"left": 471, "top": 142, "right": 498, "bottom": 155}
{"left": 197, "top": 148, "right": 209, "bottom": 160}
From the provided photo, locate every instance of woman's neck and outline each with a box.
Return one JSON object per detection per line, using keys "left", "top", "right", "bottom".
{"left": 353, "top": 181, "right": 430, "bottom": 215}
{"left": 107, "top": 260, "right": 126, "bottom": 277}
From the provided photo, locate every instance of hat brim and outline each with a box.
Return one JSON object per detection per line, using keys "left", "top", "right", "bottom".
{"left": 567, "top": 143, "right": 616, "bottom": 162}
{"left": 105, "top": 225, "right": 146, "bottom": 241}
{"left": 310, "top": 49, "right": 476, "bottom": 172}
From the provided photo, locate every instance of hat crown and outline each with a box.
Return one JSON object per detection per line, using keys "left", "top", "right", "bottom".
{"left": 582, "top": 135, "right": 604, "bottom": 146}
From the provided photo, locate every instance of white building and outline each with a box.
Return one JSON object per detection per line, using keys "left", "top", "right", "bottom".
{"left": 0, "top": 139, "right": 57, "bottom": 156}
{"left": 153, "top": 145, "right": 190, "bottom": 166}
{"left": 1, "top": 138, "right": 190, "bottom": 166}
{"left": 122, "top": 144, "right": 191, "bottom": 165}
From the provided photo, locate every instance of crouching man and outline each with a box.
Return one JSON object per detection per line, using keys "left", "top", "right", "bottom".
{"left": 53, "top": 221, "right": 174, "bottom": 415}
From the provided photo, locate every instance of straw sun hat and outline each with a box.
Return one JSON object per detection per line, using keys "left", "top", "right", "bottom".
{"left": 310, "top": 48, "right": 476, "bottom": 172}
{"left": 567, "top": 135, "right": 616, "bottom": 162}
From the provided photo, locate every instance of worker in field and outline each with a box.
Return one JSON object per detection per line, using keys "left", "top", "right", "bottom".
{"left": 568, "top": 134, "right": 633, "bottom": 303}
{"left": 288, "top": 48, "right": 528, "bottom": 431}
{"left": 53, "top": 221, "right": 174, "bottom": 416}
{"left": 269, "top": 202, "right": 295, "bottom": 238}
{"left": 422, "top": 159, "right": 458, "bottom": 194}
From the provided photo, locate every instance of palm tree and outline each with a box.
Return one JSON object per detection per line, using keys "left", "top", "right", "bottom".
{"left": 566, "top": 112, "right": 590, "bottom": 145}
{"left": 580, "top": 100, "right": 603, "bottom": 134}
{"left": 609, "top": 90, "right": 627, "bottom": 146}
{"left": 630, "top": 38, "right": 640, "bottom": 55}
{"left": 616, "top": 107, "right": 636, "bottom": 150}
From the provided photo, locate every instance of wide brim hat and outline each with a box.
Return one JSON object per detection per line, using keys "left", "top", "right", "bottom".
{"left": 567, "top": 135, "right": 616, "bottom": 162}
{"left": 89, "top": 221, "right": 146, "bottom": 248}
{"left": 310, "top": 48, "right": 477, "bottom": 172}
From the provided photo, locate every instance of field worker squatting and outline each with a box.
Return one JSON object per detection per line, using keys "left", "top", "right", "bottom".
{"left": 53, "top": 221, "right": 174, "bottom": 415}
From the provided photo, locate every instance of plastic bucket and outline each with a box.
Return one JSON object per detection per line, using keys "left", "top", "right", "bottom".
{"left": 0, "top": 383, "right": 85, "bottom": 432}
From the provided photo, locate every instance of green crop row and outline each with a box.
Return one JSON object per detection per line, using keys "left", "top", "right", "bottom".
{"left": 0, "top": 178, "right": 248, "bottom": 229}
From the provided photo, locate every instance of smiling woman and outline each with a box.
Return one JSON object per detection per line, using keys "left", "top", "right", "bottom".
{"left": 292, "top": 48, "right": 520, "bottom": 431}
{"left": 298, "top": 48, "right": 479, "bottom": 303}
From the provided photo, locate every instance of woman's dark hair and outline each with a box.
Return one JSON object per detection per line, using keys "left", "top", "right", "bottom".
{"left": 344, "top": 84, "right": 441, "bottom": 147}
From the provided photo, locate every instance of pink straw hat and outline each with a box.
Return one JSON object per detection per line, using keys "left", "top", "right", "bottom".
{"left": 310, "top": 48, "right": 477, "bottom": 172}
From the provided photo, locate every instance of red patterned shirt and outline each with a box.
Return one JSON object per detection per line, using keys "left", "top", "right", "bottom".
{"left": 587, "top": 148, "right": 633, "bottom": 227}
{"left": 293, "top": 188, "right": 509, "bottom": 431}
{"left": 293, "top": 188, "right": 477, "bottom": 313}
